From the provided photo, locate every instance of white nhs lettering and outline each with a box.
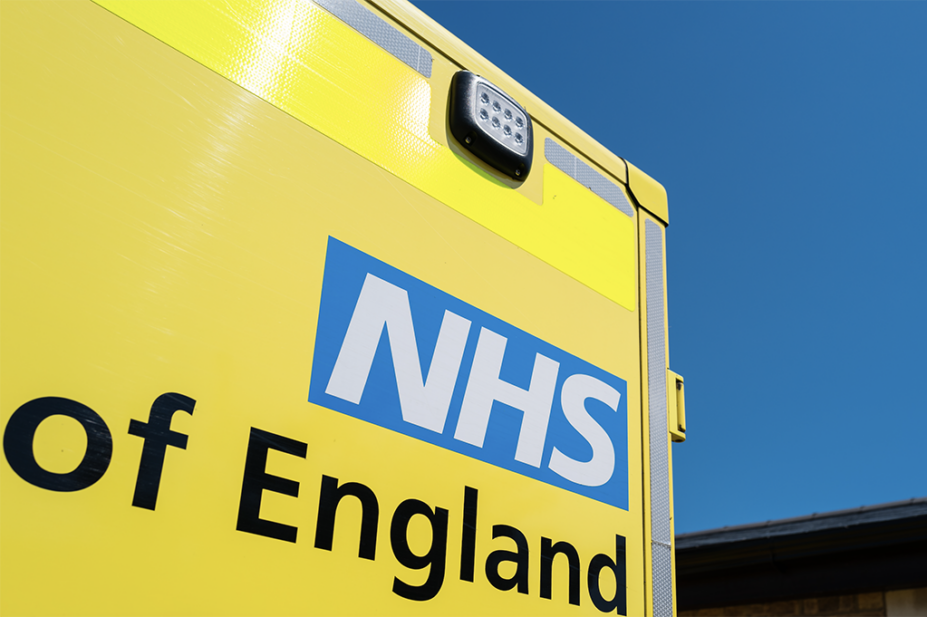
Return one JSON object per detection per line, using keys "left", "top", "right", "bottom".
{"left": 325, "top": 274, "right": 471, "bottom": 433}
{"left": 324, "top": 273, "right": 620, "bottom": 488}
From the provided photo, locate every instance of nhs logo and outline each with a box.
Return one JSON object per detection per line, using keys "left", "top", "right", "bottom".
{"left": 309, "top": 239, "right": 628, "bottom": 510}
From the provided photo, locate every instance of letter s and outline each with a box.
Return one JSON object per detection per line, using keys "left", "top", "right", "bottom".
{"left": 548, "top": 374, "right": 620, "bottom": 487}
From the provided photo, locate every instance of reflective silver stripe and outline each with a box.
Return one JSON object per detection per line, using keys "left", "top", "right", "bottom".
{"left": 652, "top": 543, "right": 673, "bottom": 616}
{"left": 544, "top": 139, "right": 634, "bottom": 218}
{"left": 313, "top": 0, "right": 432, "bottom": 78}
{"left": 646, "top": 219, "right": 673, "bottom": 617}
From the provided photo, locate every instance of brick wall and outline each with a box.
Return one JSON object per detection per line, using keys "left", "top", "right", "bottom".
{"left": 679, "top": 591, "right": 886, "bottom": 616}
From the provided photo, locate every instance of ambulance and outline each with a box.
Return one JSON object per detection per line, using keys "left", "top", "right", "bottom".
{"left": 0, "top": 1, "right": 686, "bottom": 614}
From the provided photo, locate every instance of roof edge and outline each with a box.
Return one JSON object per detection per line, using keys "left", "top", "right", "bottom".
{"left": 677, "top": 497, "right": 927, "bottom": 547}
{"left": 369, "top": 0, "right": 636, "bottom": 192}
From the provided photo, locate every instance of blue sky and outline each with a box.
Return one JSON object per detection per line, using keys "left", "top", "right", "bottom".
{"left": 410, "top": 0, "right": 927, "bottom": 533}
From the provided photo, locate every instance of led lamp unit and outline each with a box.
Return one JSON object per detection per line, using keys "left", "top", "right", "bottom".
{"left": 449, "top": 71, "right": 533, "bottom": 180}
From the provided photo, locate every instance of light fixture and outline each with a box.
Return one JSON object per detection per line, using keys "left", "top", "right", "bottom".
{"left": 449, "top": 71, "right": 533, "bottom": 180}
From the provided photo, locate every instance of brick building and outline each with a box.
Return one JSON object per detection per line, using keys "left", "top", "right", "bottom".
{"left": 676, "top": 497, "right": 927, "bottom": 616}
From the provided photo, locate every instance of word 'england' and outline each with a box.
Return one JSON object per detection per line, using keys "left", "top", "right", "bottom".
{"left": 238, "top": 426, "right": 628, "bottom": 614}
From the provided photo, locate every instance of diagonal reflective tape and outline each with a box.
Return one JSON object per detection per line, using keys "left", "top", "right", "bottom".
{"left": 545, "top": 139, "right": 634, "bottom": 218}
{"left": 313, "top": 0, "right": 431, "bottom": 78}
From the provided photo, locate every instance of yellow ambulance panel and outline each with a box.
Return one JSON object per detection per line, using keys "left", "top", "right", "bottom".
{"left": 0, "top": 1, "right": 679, "bottom": 615}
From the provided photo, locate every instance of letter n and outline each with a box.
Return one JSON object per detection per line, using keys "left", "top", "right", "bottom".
{"left": 324, "top": 273, "right": 470, "bottom": 433}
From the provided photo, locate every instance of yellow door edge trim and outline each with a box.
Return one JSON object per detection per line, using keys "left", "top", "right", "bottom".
{"left": 627, "top": 161, "right": 669, "bottom": 225}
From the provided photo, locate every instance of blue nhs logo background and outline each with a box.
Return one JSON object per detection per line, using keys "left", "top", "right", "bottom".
{"left": 309, "top": 238, "right": 629, "bottom": 510}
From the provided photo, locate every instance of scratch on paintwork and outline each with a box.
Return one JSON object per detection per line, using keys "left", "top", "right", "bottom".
{"left": 2, "top": 119, "right": 184, "bottom": 221}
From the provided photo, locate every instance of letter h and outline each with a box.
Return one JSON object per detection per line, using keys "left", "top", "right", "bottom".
{"left": 454, "top": 327, "right": 559, "bottom": 467}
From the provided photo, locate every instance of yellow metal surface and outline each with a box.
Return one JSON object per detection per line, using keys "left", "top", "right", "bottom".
{"left": 0, "top": 2, "right": 649, "bottom": 615}
{"left": 91, "top": 0, "right": 636, "bottom": 311}
{"left": 627, "top": 162, "right": 669, "bottom": 225}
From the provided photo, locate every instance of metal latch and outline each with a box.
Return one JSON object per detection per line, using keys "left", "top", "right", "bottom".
{"left": 667, "top": 370, "right": 686, "bottom": 442}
